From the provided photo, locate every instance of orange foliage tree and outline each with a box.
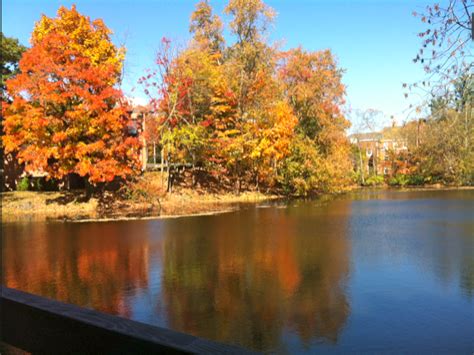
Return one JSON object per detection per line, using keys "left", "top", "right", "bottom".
{"left": 2, "top": 6, "right": 141, "bottom": 184}
{"left": 278, "top": 48, "right": 352, "bottom": 193}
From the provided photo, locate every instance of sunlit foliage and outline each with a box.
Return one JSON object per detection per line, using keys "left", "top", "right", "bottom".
{"left": 2, "top": 6, "right": 141, "bottom": 184}
{"left": 142, "top": 0, "right": 350, "bottom": 194}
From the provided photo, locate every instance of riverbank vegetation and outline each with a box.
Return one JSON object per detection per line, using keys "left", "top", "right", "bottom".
{"left": 1, "top": 0, "right": 472, "bottom": 219}
{"left": 138, "top": 0, "right": 352, "bottom": 196}
{"left": 2, "top": 171, "right": 278, "bottom": 222}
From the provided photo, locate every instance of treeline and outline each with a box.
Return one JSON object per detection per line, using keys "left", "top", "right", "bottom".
{"left": 140, "top": 0, "right": 352, "bottom": 195}
{"left": 401, "top": 0, "right": 473, "bottom": 186}
{"left": 1, "top": 1, "right": 351, "bottom": 195}
{"left": 1, "top": 1, "right": 472, "bottom": 196}
{"left": 350, "top": 73, "right": 473, "bottom": 188}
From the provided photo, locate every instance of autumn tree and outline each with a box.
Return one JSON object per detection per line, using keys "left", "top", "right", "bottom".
{"left": 1, "top": 33, "right": 27, "bottom": 170}
{"left": 278, "top": 48, "right": 351, "bottom": 194}
{"left": 142, "top": 2, "right": 238, "bottom": 191}
{"left": 222, "top": 0, "right": 297, "bottom": 190}
{"left": 411, "top": 0, "right": 472, "bottom": 96}
{"left": 140, "top": 38, "right": 219, "bottom": 190}
{"left": 189, "top": 0, "right": 225, "bottom": 53}
{"left": 141, "top": 0, "right": 352, "bottom": 194}
{"left": 2, "top": 5, "right": 141, "bottom": 185}
{"left": 405, "top": 1, "right": 473, "bottom": 185}
{"left": 32, "top": 6, "right": 125, "bottom": 81}
{"left": 224, "top": 0, "right": 275, "bottom": 116}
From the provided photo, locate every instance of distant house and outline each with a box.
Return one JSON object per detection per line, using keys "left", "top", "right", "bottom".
{"left": 349, "top": 126, "right": 408, "bottom": 176}
{"left": 128, "top": 105, "right": 149, "bottom": 172}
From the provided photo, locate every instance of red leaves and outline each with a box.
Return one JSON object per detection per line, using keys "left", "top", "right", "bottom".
{"left": 3, "top": 8, "right": 141, "bottom": 184}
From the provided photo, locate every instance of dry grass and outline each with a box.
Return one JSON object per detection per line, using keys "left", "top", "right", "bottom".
{"left": 159, "top": 189, "right": 279, "bottom": 216}
{"left": 2, "top": 191, "right": 98, "bottom": 222}
{"left": 1, "top": 172, "right": 280, "bottom": 223}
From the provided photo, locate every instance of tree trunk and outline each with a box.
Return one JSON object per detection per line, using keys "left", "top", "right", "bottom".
{"left": 374, "top": 142, "right": 378, "bottom": 176}
{"left": 464, "top": 106, "right": 469, "bottom": 150}
{"left": 160, "top": 147, "right": 164, "bottom": 189}
{"left": 166, "top": 151, "right": 171, "bottom": 193}
{"left": 358, "top": 145, "right": 365, "bottom": 185}
{"left": 84, "top": 179, "right": 93, "bottom": 200}
{"left": 192, "top": 153, "right": 196, "bottom": 187}
{"left": 167, "top": 169, "right": 173, "bottom": 193}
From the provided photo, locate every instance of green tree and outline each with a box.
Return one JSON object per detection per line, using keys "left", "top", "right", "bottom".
{"left": 1, "top": 32, "right": 27, "bottom": 98}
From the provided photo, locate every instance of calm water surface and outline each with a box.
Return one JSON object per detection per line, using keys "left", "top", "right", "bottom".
{"left": 2, "top": 190, "right": 474, "bottom": 353}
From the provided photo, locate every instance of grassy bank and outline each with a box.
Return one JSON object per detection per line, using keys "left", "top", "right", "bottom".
{"left": 1, "top": 188, "right": 279, "bottom": 223}
{"left": 2, "top": 191, "right": 99, "bottom": 222}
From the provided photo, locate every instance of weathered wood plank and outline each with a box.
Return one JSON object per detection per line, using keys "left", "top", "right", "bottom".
{"left": 0, "top": 286, "right": 254, "bottom": 354}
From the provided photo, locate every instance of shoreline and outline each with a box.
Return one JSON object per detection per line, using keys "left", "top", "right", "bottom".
{"left": 72, "top": 208, "right": 239, "bottom": 223}
{"left": 351, "top": 185, "right": 474, "bottom": 191}
{"left": 1, "top": 185, "right": 472, "bottom": 223}
{"left": 1, "top": 190, "right": 282, "bottom": 223}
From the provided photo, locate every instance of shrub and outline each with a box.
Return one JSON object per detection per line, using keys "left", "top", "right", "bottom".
{"left": 407, "top": 174, "right": 425, "bottom": 186}
{"left": 17, "top": 177, "right": 29, "bottom": 191}
{"left": 388, "top": 174, "right": 410, "bottom": 187}
{"left": 278, "top": 136, "right": 326, "bottom": 196}
{"left": 364, "top": 175, "right": 385, "bottom": 186}
{"left": 120, "top": 172, "right": 165, "bottom": 203}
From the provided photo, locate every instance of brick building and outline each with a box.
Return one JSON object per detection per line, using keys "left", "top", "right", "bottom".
{"left": 349, "top": 126, "right": 408, "bottom": 176}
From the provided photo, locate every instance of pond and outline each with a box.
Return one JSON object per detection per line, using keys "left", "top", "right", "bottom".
{"left": 2, "top": 189, "right": 474, "bottom": 353}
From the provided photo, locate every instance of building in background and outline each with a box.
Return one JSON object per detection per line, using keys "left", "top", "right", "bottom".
{"left": 128, "top": 105, "right": 149, "bottom": 172}
{"left": 349, "top": 126, "right": 409, "bottom": 176}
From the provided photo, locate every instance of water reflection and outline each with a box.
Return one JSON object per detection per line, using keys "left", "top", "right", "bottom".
{"left": 159, "top": 205, "right": 351, "bottom": 350}
{"left": 2, "top": 190, "right": 473, "bottom": 353}
{"left": 3, "top": 222, "right": 152, "bottom": 316}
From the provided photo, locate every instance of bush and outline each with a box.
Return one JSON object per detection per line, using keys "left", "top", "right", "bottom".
{"left": 388, "top": 174, "right": 410, "bottom": 187}
{"left": 17, "top": 177, "right": 29, "bottom": 191}
{"left": 278, "top": 136, "right": 326, "bottom": 196}
{"left": 364, "top": 175, "right": 384, "bottom": 186}
{"left": 407, "top": 174, "right": 425, "bottom": 186}
{"left": 120, "top": 172, "right": 165, "bottom": 203}
{"left": 388, "top": 173, "right": 427, "bottom": 187}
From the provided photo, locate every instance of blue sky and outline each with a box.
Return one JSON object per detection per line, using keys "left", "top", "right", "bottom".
{"left": 3, "top": 0, "right": 431, "bottom": 129}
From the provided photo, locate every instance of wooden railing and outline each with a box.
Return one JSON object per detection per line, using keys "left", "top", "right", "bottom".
{"left": 0, "top": 286, "right": 253, "bottom": 354}
{"left": 146, "top": 162, "right": 193, "bottom": 171}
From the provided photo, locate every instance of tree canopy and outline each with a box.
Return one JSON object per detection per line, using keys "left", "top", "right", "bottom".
{"left": 2, "top": 6, "right": 141, "bottom": 184}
